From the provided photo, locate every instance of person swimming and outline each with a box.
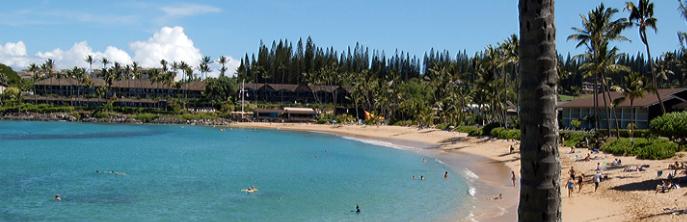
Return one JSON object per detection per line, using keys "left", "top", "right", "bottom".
{"left": 420, "top": 176, "right": 425, "bottom": 180}
{"left": 243, "top": 186, "right": 258, "bottom": 193}
{"left": 54, "top": 194, "right": 61, "bottom": 202}
{"left": 443, "top": 171, "right": 448, "bottom": 179}
{"left": 355, "top": 204, "right": 361, "bottom": 214}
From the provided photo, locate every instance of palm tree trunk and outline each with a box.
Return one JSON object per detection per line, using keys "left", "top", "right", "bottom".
{"left": 518, "top": 0, "right": 561, "bottom": 221}
{"left": 631, "top": 99, "right": 636, "bottom": 126}
{"left": 594, "top": 76, "right": 599, "bottom": 129}
{"left": 642, "top": 32, "right": 665, "bottom": 114}
{"left": 600, "top": 80, "right": 611, "bottom": 136}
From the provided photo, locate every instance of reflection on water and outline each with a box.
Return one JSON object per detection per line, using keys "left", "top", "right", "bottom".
{"left": 0, "top": 130, "right": 163, "bottom": 140}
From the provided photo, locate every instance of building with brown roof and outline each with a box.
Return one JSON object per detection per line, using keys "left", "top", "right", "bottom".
{"left": 558, "top": 88, "right": 687, "bottom": 129}
{"left": 33, "top": 78, "right": 205, "bottom": 99}
{"left": 242, "top": 83, "right": 348, "bottom": 104}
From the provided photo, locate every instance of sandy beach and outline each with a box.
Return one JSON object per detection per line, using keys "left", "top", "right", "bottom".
{"left": 230, "top": 122, "right": 687, "bottom": 222}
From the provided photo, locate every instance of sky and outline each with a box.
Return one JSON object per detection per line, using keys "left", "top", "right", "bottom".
{"left": 0, "top": 0, "right": 685, "bottom": 76}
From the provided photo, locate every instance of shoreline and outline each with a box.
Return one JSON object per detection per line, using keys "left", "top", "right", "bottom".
{"left": 4, "top": 117, "right": 686, "bottom": 221}
{"left": 228, "top": 122, "right": 519, "bottom": 222}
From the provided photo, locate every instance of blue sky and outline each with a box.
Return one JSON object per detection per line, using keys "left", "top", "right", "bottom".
{"left": 0, "top": 0, "right": 685, "bottom": 73}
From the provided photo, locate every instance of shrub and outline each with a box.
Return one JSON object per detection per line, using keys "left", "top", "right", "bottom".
{"left": 594, "top": 129, "right": 653, "bottom": 138}
{"left": 490, "top": 127, "right": 521, "bottom": 140}
{"left": 335, "top": 114, "right": 356, "bottom": 124}
{"left": 0, "top": 104, "right": 75, "bottom": 113}
{"left": 482, "top": 122, "right": 502, "bottom": 137}
{"left": 436, "top": 123, "right": 450, "bottom": 130}
{"left": 560, "top": 130, "right": 594, "bottom": 148}
{"left": 636, "top": 140, "right": 678, "bottom": 160}
{"left": 570, "top": 119, "right": 582, "bottom": 129}
{"left": 131, "top": 113, "right": 159, "bottom": 122}
{"left": 650, "top": 112, "right": 687, "bottom": 145}
{"left": 456, "top": 125, "right": 483, "bottom": 137}
{"left": 392, "top": 120, "right": 415, "bottom": 126}
{"left": 601, "top": 137, "right": 678, "bottom": 160}
{"left": 93, "top": 111, "right": 114, "bottom": 119}
{"left": 316, "top": 113, "right": 335, "bottom": 124}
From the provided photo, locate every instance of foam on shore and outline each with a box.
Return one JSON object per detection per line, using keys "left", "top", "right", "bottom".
{"left": 463, "top": 168, "right": 480, "bottom": 182}
{"left": 340, "top": 136, "right": 413, "bottom": 150}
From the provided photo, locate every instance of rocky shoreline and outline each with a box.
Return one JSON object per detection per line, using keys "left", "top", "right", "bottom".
{"left": 0, "top": 112, "right": 234, "bottom": 126}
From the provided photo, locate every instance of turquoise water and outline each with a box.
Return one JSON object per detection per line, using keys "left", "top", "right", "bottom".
{"left": 0, "top": 121, "right": 468, "bottom": 221}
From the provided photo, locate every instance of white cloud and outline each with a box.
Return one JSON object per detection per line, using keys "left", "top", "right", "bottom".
{"left": 0, "top": 41, "right": 31, "bottom": 68}
{"left": 36, "top": 41, "right": 132, "bottom": 69}
{"left": 130, "top": 26, "right": 203, "bottom": 68}
{"left": 160, "top": 3, "right": 221, "bottom": 17}
{"left": 1, "top": 26, "right": 237, "bottom": 78}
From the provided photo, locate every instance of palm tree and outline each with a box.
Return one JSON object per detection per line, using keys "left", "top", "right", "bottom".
{"left": 69, "top": 66, "right": 86, "bottom": 97}
{"left": 85, "top": 55, "right": 94, "bottom": 76}
{"left": 27, "top": 63, "right": 40, "bottom": 80}
{"left": 579, "top": 44, "right": 631, "bottom": 136}
{"left": 178, "top": 61, "right": 193, "bottom": 107}
{"left": 41, "top": 59, "right": 56, "bottom": 95}
{"left": 518, "top": 0, "right": 561, "bottom": 221}
{"left": 160, "top": 59, "right": 168, "bottom": 73}
{"left": 612, "top": 72, "right": 646, "bottom": 128}
{"left": 568, "top": 3, "right": 629, "bottom": 132}
{"left": 101, "top": 58, "right": 110, "bottom": 69}
{"left": 218, "top": 56, "right": 228, "bottom": 77}
{"left": 680, "top": 0, "right": 687, "bottom": 49}
{"left": 626, "top": 0, "right": 663, "bottom": 114}
{"left": 200, "top": 56, "right": 212, "bottom": 79}
{"left": 499, "top": 35, "right": 519, "bottom": 128}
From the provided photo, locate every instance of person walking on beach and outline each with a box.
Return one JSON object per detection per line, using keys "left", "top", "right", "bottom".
{"left": 511, "top": 171, "right": 517, "bottom": 187}
{"left": 577, "top": 173, "right": 584, "bottom": 193}
{"left": 567, "top": 178, "right": 575, "bottom": 197}
{"left": 593, "top": 171, "right": 602, "bottom": 192}
{"left": 569, "top": 166, "right": 576, "bottom": 180}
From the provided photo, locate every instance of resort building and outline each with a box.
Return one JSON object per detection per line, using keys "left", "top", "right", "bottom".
{"left": 242, "top": 83, "right": 349, "bottom": 105}
{"left": 32, "top": 78, "right": 206, "bottom": 99}
{"left": 559, "top": 88, "right": 687, "bottom": 129}
{"left": 253, "top": 107, "right": 318, "bottom": 122}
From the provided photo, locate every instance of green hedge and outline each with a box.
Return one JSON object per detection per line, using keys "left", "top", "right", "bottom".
{"left": 489, "top": 127, "right": 521, "bottom": 140}
{"left": 456, "top": 125, "right": 483, "bottom": 137}
{"left": 560, "top": 130, "right": 594, "bottom": 148}
{"left": 650, "top": 112, "right": 687, "bottom": 144}
{"left": 601, "top": 137, "right": 678, "bottom": 160}
{"left": 393, "top": 120, "right": 415, "bottom": 126}
{"left": 595, "top": 129, "right": 653, "bottom": 138}
{"left": 0, "top": 104, "right": 75, "bottom": 113}
{"left": 131, "top": 113, "right": 159, "bottom": 122}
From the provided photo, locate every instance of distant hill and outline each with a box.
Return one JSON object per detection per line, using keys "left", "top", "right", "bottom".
{"left": 0, "top": 64, "right": 20, "bottom": 86}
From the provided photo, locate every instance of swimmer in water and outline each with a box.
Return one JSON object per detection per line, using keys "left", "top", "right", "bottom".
{"left": 54, "top": 194, "right": 61, "bottom": 202}
{"left": 420, "top": 176, "right": 425, "bottom": 180}
{"left": 443, "top": 171, "right": 448, "bottom": 179}
{"left": 355, "top": 204, "right": 361, "bottom": 214}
